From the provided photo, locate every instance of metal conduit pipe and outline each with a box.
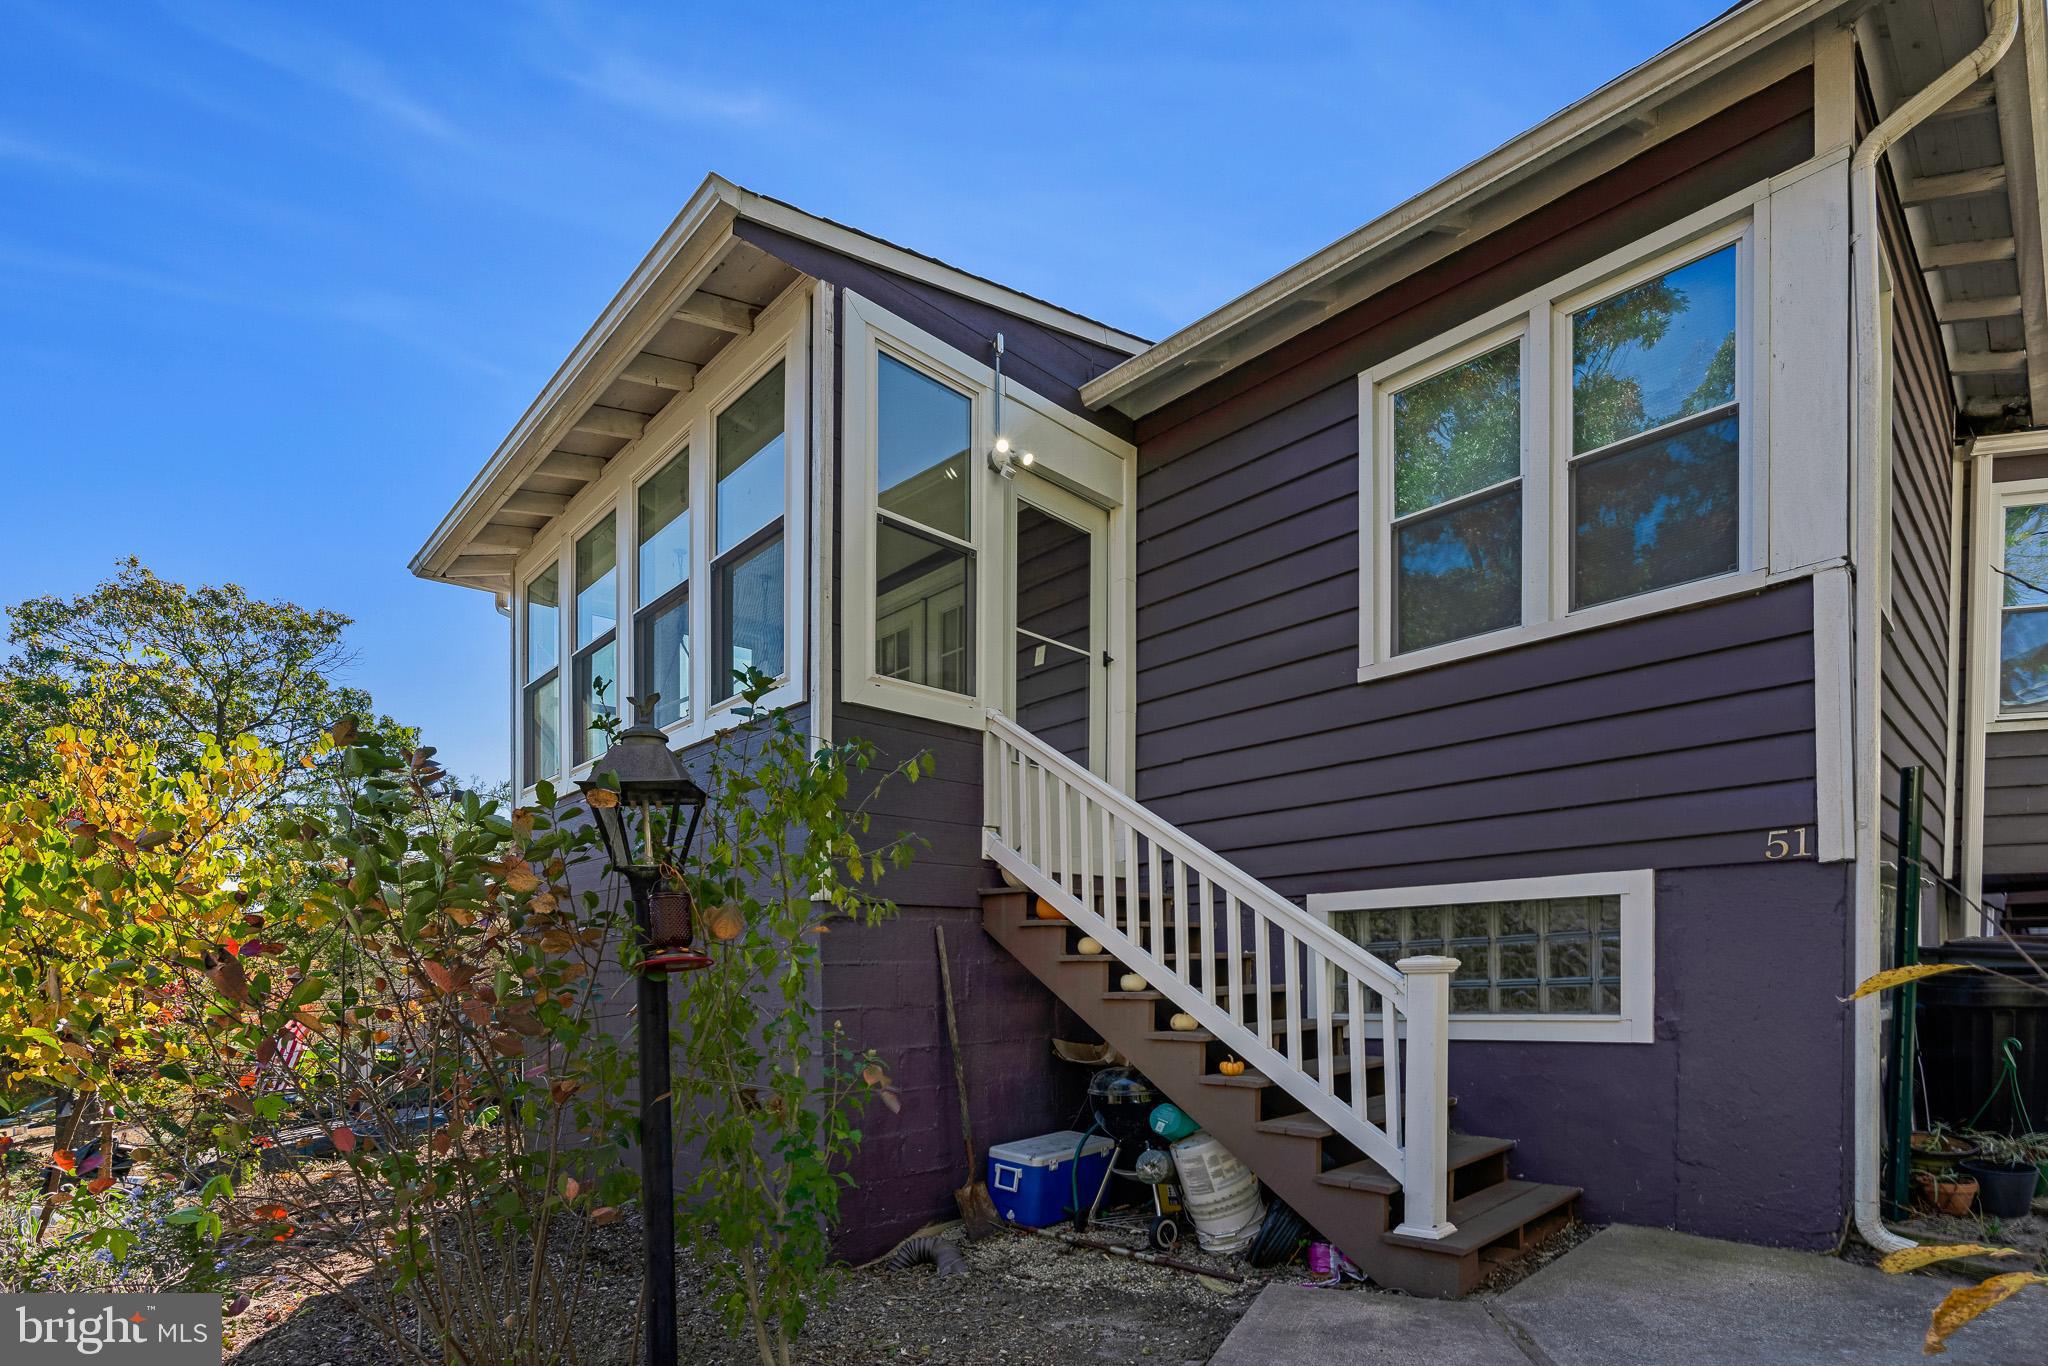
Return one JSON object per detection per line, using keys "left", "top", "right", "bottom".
{"left": 1847, "top": 0, "right": 2020, "bottom": 1258}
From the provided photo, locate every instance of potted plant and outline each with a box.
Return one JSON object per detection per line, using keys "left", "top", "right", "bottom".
{"left": 1936, "top": 1172, "right": 1981, "bottom": 1217}
{"left": 1958, "top": 1132, "right": 2043, "bottom": 1220}
{"left": 1909, "top": 1125, "right": 1979, "bottom": 1175}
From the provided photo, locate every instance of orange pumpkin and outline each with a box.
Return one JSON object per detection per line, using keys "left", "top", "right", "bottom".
{"left": 1033, "top": 899, "right": 1065, "bottom": 921}
{"left": 1218, "top": 1056, "right": 1246, "bottom": 1077}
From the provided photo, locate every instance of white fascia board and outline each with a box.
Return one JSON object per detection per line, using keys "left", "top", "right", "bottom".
{"left": 728, "top": 187, "right": 1151, "bottom": 356}
{"left": 414, "top": 175, "right": 1147, "bottom": 586}
{"left": 1082, "top": 0, "right": 1844, "bottom": 418}
{"left": 412, "top": 175, "right": 743, "bottom": 583}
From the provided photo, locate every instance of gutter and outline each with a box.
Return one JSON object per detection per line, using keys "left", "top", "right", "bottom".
{"left": 1846, "top": 0, "right": 2019, "bottom": 1259}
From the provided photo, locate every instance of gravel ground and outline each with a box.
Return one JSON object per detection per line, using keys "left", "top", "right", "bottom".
{"left": 226, "top": 1213, "right": 1268, "bottom": 1365}
{"left": 226, "top": 1209, "right": 1589, "bottom": 1365}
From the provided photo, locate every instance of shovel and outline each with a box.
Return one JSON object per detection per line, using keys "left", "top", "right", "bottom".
{"left": 936, "top": 923, "right": 1001, "bottom": 1240}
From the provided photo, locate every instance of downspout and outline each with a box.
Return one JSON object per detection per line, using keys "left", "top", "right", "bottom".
{"left": 1847, "top": 0, "right": 2019, "bottom": 1257}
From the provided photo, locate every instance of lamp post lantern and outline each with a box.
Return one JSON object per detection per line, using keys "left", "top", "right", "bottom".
{"left": 577, "top": 695, "right": 707, "bottom": 1366}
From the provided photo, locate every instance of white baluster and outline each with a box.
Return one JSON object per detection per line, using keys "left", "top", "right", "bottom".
{"left": 1254, "top": 911, "right": 1273, "bottom": 1049}
{"left": 1145, "top": 837, "right": 1165, "bottom": 973}
{"left": 1392, "top": 956, "right": 1458, "bottom": 1240}
{"left": 1316, "top": 955, "right": 1335, "bottom": 1094}
{"left": 1349, "top": 971, "right": 1370, "bottom": 1125}
{"left": 1284, "top": 931, "right": 1303, "bottom": 1072}
{"left": 1172, "top": 852, "right": 1189, "bottom": 983}
{"left": 1227, "top": 895, "right": 1245, "bottom": 1030}
{"left": 1379, "top": 994, "right": 1401, "bottom": 1145}
{"left": 1197, "top": 871, "right": 1215, "bottom": 1002}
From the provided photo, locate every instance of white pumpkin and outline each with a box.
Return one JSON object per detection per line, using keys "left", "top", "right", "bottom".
{"left": 1119, "top": 972, "right": 1147, "bottom": 992}
{"left": 1076, "top": 937, "right": 1104, "bottom": 955}
{"left": 1168, "top": 1012, "right": 1199, "bottom": 1032}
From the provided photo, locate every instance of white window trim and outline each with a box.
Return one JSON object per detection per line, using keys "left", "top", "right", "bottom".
{"left": 1357, "top": 188, "right": 1773, "bottom": 682}
{"left": 1961, "top": 455, "right": 2048, "bottom": 909}
{"left": 1308, "top": 869, "right": 1656, "bottom": 1044}
{"left": 1973, "top": 472, "right": 2048, "bottom": 734}
{"left": 509, "top": 283, "right": 811, "bottom": 798}
{"left": 841, "top": 298, "right": 997, "bottom": 732}
{"left": 838, "top": 291, "right": 1140, "bottom": 787}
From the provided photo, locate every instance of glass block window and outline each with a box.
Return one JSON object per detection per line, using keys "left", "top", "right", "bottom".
{"left": 1336, "top": 896, "right": 1623, "bottom": 1015}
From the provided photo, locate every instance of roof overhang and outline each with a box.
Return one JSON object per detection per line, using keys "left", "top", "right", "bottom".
{"left": 412, "top": 174, "right": 1148, "bottom": 594}
{"left": 1861, "top": 0, "right": 2048, "bottom": 429}
{"left": 1082, "top": 0, "right": 1851, "bottom": 420}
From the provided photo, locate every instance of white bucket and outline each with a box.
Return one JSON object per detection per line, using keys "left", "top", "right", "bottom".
{"left": 1170, "top": 1132, "right": 1265, "bottom": 1254}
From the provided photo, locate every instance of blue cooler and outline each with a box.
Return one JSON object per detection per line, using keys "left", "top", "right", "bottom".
{"left": 986, "top": 1130, "right": 1114, "bottom": 1227}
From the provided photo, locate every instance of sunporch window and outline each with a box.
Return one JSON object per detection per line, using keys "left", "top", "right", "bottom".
{"left": 571, "top": 515, "right": 618, "bottom": 764}
{"left": 635, "top": 451, "right": 691, "bottom": 727}
{"left": 874, "top": 352, "right": 974, "bottom": 696}
{"left": 712, "top": 363, "right": 787, "bottom": 701}
{"left": 523, "top": 564, "right": 560, "bottom": 786}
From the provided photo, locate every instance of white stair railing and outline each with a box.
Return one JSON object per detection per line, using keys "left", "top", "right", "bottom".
{"left": 982, "top": 709, "right": 1456, "bottom": 1239}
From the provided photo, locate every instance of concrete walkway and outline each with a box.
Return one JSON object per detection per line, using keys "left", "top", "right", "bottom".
{"left": 1208, "top": 1225, "right": 2048, "bottom": 1365}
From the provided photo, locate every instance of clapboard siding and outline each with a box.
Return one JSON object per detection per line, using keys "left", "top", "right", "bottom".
{"left": 1876, "top": 147, "right": 1955, "bottom": 872}
{"left": 1985, "top": 729, "right": 2048, "bottom": 881}
{"left": 836, "top": 703, "right": 986, "bottom": 909}
{"left": 734, "top": 217, "right": 1134, "bottom": 439}
{"left": 1130, "top": 74, "right": 1818, "bottom": 899}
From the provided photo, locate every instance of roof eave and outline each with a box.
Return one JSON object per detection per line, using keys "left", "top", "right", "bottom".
{"left": 411, "top": 174, "right": 743, "bottom": 585}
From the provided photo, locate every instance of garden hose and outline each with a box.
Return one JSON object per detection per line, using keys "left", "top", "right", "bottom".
{"left": 1247, "top": 1197, "right": 1309, "bottom": 1268}
{"left": 1069, "top": 1117, "right": 1108, "bottom": 1226}
{"left": 1965, "top": 1037, "right": 2034, "bottom": 1133}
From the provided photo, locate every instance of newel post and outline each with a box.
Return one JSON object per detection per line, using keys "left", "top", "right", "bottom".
{"left": 1392, "top": 955, "right": 1459, "bottom": 1240}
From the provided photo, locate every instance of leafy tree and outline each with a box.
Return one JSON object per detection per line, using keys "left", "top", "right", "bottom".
{"left": 0, "top": 558, "right": 379, "bottom": 786}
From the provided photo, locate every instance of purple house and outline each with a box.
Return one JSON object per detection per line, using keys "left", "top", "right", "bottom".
{"left": 414, "top": 0, "right": 2048, "bottom": 1296}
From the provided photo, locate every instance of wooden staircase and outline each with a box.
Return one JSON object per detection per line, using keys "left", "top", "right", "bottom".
{"left": 978, "top": 711, "right": 1579, "bottom": 1298}
{"left": 984, "top": 885, "right": 1578, "bottom": 1297}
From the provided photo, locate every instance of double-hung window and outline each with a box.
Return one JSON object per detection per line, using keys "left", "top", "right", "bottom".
{"left": 1388, "top": 336, "right": 1525, "bottom": 653}
{"left": 522, "top": 565, "right": 560, "bottom": 786}
{"left": 712, "top": 363, "right": 787, "bottom": 702}
{"left": 874, "top": 352, "right": 974, "bottom": 695}
{"left": 635, "top": 451, "right": 691, "bottom": 727}
{"left": 571, "top": 515, "right": 618, "bottom": 764}
{"left": 1998, "top": 496, "right": 2048, "bottom": 712}
{"left": 1566, "top": 244, "right": 1741, "bottom": 609}
{"left": 1361, "top": 220, "right": 1753, "bottom": 675}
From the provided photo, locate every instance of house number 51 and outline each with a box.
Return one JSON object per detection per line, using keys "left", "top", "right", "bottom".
{"left": 1764, "top": 828, "right": 1813, "bottom": 860}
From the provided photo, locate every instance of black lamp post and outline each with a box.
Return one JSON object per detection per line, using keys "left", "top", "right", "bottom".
{"left": 577, "top": 696, "right": 707, "bottom": 1366}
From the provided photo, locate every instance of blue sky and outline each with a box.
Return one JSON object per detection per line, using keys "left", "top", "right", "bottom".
{"left": 0, "top": 0, "right": 1717, "bottom": 783}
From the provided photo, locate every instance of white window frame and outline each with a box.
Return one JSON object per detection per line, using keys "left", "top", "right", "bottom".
{"left": 1358, "top": 196, "right": 1769, "bottom": 681}
{"left": 1961, "top": 454, "right": 2048, "bottom": 908}
{"left": 1976, "top": 474, "right": 2048, "bottom": 729}
{"left": 838, "top": 291, "right": 1140, "bottom": 786}
{"left": 1308, "top": 869, "right": 1656, "bottom": 1044}
{"left": 509, "top": 284, "right": 810, "bottom": 797}
{"left": 841, "top": 300, "right": 995, "bottom": 732}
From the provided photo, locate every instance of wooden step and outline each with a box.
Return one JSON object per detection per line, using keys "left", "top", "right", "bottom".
{"left": 981, "top": 887, "right": 1580, "bottom": 1298}
{"left": 1381, "top": 1180, "right": 1581, "bottom": 1254}
{"left": 1199, "top": 1059, "right": 1380, "bottom": 1089}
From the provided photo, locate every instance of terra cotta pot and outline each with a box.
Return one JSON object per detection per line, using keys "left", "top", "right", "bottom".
{"left": 1935, "top": 1175, "right": 1980, "bottom": 1217}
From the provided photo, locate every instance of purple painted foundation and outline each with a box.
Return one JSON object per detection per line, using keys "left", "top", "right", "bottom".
{"left": 822, "top": 904, "right": 1090, "bottom": 1263}
{"left": 1444, "top": 860, "right": 1853, "bottom": 1247}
